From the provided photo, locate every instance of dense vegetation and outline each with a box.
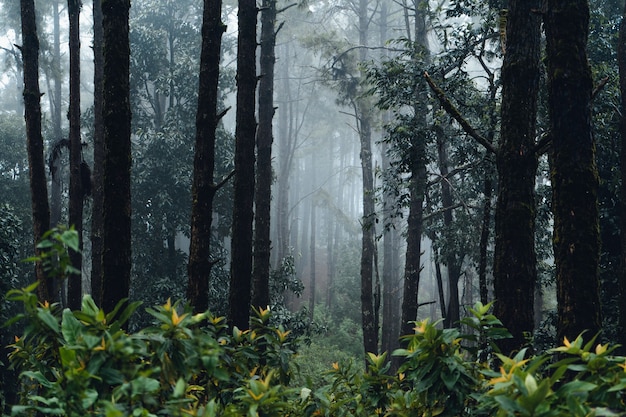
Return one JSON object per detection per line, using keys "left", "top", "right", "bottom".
{"left": 3, "top": 0, "right": 626, "bottom": 414}
{"left": 7, "top": 282, "right": 626, "bottom": 416}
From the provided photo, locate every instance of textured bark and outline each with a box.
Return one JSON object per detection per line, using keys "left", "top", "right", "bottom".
{"left": 545, "top": 0, "right": 601, "bottom": 341}
{"left": 91, "top": 0, "right": 105, "bottom": 306}
{"left": 187, "top": 0, "right": 225, "bottom": 313}
{"left": 101, "top": 0, "right": 132, "bottom": 314}
{"left": 229, "top": 0, "right": 257, "bottom": 329}
{"left": 493, "top": 0, "right": 541, "bottom": 355}
{"left": 619, "top": 0, "right": 626, "bottom": 350}
{"left": 67, "top": 0, "right": 83, "bottom": 310}
{"left": 252, "top": 0, "right": 276, "bottom": 310}
{"left": 20, "top": 0, "right": 52, "bottom": 302}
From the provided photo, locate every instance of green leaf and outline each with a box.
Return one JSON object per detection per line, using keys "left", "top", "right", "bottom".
{"left": 62, "top": 308, "right": 83, "bottom": 345}
{"left": 82, "top": 389, "right": 99, "bottom": 409}
{"left": 36, "top": 308, "right": 60, "bottom": 334}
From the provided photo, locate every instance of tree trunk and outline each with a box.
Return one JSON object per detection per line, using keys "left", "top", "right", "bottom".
{"left": 91, "top": 0, "right": 105, "bottom": 306}
{"left": 309, "top": 197, "right": 316, "bottom": 320}
{"left": 252, "top": 0, "right": 276, "bottom": 310}
{"left": 436, "top": 132, "right": 464, "bottom": 328}
{"left": 493, "top": 0, "right": 541, "bottom": 355}
{"left": 229, "top": 0, "right": 257, "bottom": 329}
{"left": 50, "top": 0, "right": 63, "bottom": 230}
{"left": 20, "top": 0, "right": 53, "bottom": 303}
{"left": 401, "top": 161, "right": 426, "bottom": 337}
{"left": 545, "top": 0, "right": 601, "bottom": 341}
{"left": 67, "top": 0, "right": 83, "bottom": 310}
{"left": 400, "top": 0, "right": 429, "bottom": 339}
{"left": 101, "top": 0, "right": 132, "bottom": 315}
{"left": 186, "top": 0, "right": 225, "bottom": 313}
{"left": 618, "top": 0, "right": 626, "bottom": 350}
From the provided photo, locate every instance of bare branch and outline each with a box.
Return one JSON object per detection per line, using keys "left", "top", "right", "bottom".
{"left": 424, "top": 71, "right": 497, "bottom": 154}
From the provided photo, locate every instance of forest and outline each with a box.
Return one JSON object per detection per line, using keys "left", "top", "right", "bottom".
{"left": 2, "top": 0, "right": 626, "bottom": 415}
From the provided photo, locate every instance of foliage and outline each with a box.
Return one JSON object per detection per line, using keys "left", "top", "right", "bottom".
{"left": 7, "top": 287, "right": 626, "bottom": 416}
{"left": 6, "top": 285, "right": 305, "bottom": 417}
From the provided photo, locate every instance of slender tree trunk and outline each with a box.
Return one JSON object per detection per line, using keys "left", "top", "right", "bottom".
{"left": 545, "top": 0, "right": 601, "bottom": 341}
{"left": 618, "top": 0, "right": 626, "bottom": 350}
{"left": 357, "top": 0, "right": 378, "bottom": 356}
{"left": 21, "top": 0, "right": 53, "bottom": 303}
{"left": 50, "top": 0, "right": 63, "bottom": 229}
{"left": 101, "top": 0, "right": 132, "bottom": 314}
{"left": 309, "top": 197, "right": 316, "bottom": 320}
{"left": 67, "top": 0, "right": 83, "bottom": 310}
{"left": 275, "top": 43, "right": 292, "bottom": 266}
{"left": 229, "top": 0, "right": 257, "bottom": 329}
{"left": 435, "top": 132, "right": 463, "bottom": 328}
{"left": 252, "top": 0, "right": 276, "bottom": 310}
{"left": 400, "top": 0, "right": 429, "bottom": 339}
{"left": 401, "top": 162, "right": 426, "bottom": 337}
{"left": 186, "top": 0, "right": 225, "bottom": 313}
{"left": 91, "top": 0, "right": 105, "bottom": 305}
{"left": 493, "top": 0, "right": 541, "bottom": 355}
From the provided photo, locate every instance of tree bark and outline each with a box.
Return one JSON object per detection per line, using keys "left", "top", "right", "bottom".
{"left": 252, "top": 0, "right": 276, "bottom": 310}
{"left": 91, "top": 0, "right": 105, "bottom": 306}
{"left": 20, "top": 0, "right": 53, "bottom": 302}
{"left": 229, "top": 0, "right": 257, "bottom": 329}
{"left": 493, "top": 0, "right": 541, "bottom": 355}
{"left": 187, "top": 0, "right": 225, "bottom": 313}
{"left": 545, "top": 0, "right": 601, "bottom": 341}
{"left": 101, "top": 0, "right": 132, "bottom": 315}
{"left": 67, "top": 0, "right": 83, "bottom": 310}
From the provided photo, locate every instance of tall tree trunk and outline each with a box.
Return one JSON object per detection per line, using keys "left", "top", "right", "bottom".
{"left": 67, "top": 0, "right": 83, "bottom": 310}
{"left": 357, "top": 0, "right": 378, "bottom": 357}
{"left": 400, "top": 161, "right": 426, "bottom": 337}
{"left": 252, "top": 0, "right": 276, "bottom": 310}
{"left": 493, "top": 0, "right": 541, "bottom": 355}
{"left": 436, "top": 131, "right": 463, "bottom": 328}
{"left": 187, "top": 0, "right": 225, "bottom": 313}
{"left": 274, "top": 43, "right": 292, "bottom": 266}
{"left": 20, "top": 0, "right": 52, "bottom": 302}
{"left": 50, "top": 0, "right": 63, "bottom": 229}
{"left": 545, "top": 0, "right": 601, "bottom": 341}
{"left": 229, "top": 0, "right": 257, "bottom": 329}
{"left": 618, "top": 0, "right": 626, "bottom": 350}
{"left": 309, "top": 197, "right": 316, "bottom": 320}
{"left": 91, "top": 0, "right": 105, "bottom": 305}
{"left": 101, "top": 0, "right": 132, "bottom": 315}
{"left": 400, "top": 0, "right": 429, "bottom": 339}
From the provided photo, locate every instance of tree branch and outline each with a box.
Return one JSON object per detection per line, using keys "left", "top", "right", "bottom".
{"left": 424, "top": 71, "right": 497, "bottom": 155}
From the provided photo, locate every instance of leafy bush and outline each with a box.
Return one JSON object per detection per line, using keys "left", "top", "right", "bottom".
{"left": 7, "top": 229, "right": 626, "bottom": 416}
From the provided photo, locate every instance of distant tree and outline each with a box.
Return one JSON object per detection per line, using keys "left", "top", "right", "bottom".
{"left": 252, "top": 0, "right": 278, "bottom": 311}
{"left": 545, "top": 0, "right": 601, "bottom": 341}
{"left": 493, "top": 0, "right": 542, "bottom": 354}
{"left": 101, "top": 0, "right": 132, "bottom": 314}
{"left": 67, "top": 0, "right": 83, "bottom": 310}
{"left": 91, "top": 0, "right": 104, "bottom": 306}
{"left": 187, "top": 0, "right": 227, "bottom": 313}
{"left": 20, "top": 0, "right": 53, "bottom": 302}
{"left": 229, "top": 0, "right": 257, "bottom": 329}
